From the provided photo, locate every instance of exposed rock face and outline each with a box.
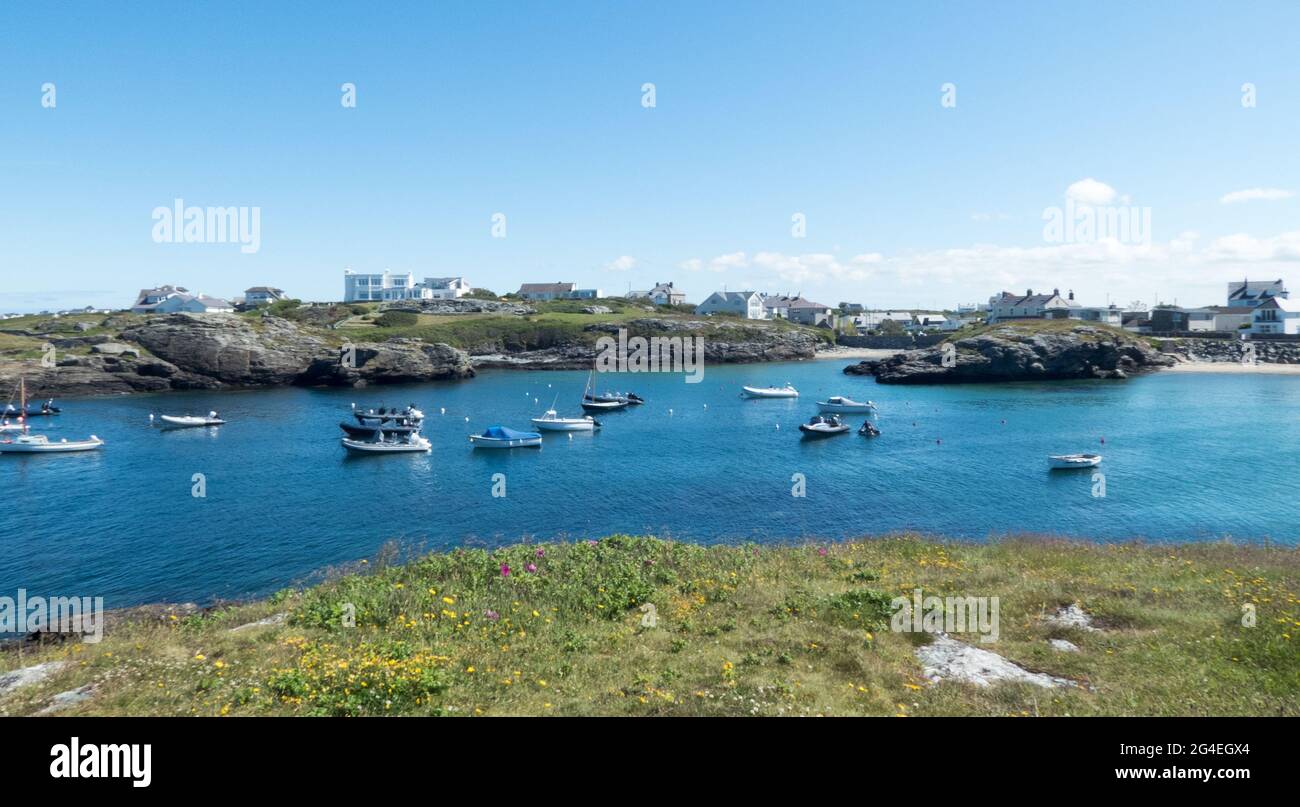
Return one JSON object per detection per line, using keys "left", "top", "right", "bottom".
{"left": 845, "top": 325, "right": 1175, "bottom": 384}
{"left": 916, "top": 634, "right": 1074, "bottom": 689}
{"left": 1, "top": 313, "right": 474, "bottom": 397}
{"left": 0, "top": 661, "right": 69, "bottom": 698}
{"left": 299, "top": 339, "right": 474, "bottom": 386}
{"left": 472, "top": 317, "right": 822, "bottom": 369}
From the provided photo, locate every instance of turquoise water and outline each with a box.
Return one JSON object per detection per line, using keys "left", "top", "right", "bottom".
{"left": 2, "top": 362, "right": 1298, "bottom": 609}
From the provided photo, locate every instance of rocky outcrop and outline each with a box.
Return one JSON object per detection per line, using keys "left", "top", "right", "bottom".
{"left": 0, "top": 313, "right": 474, "bottom": 397}
{"left": 299, "top": 339, "right": 474, "bottom": 386}
{"left": 845, "top": 324, "right": 1174, "bottom": 384}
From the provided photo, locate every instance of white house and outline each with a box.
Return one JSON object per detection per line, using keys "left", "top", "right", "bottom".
{"left": 344, "top": 270, "right": 417, "bottom": 302}
{"left": 853, "top": 311, "right": 912, "bottom": 330}
{"left": 422, "top": 277, "right": 471, "bottom": 299}
{"left": 1071, "top": 305, "right": 1124, "bottom": 326}
{"left": 908, "top": 313, "right": 949, "bottom": 333}
{"left": 1227, "top": 278, "right": 1289, "bottom": 308}
{"left": 786, "top": 299, "right": 835, "bottom": 327}
{"left": 988, "top": 289, "right": 1078, "bottom": 323}
{"left": 696, "top": 291, "right": 766, "bottom": 319}
{"left": 131, "top": 286, "right": 233, "bottom": 314}
{"left": 628, "top": 282, "right": 686, "bottom": 306}
{"left": 1250, "top": 296, "right": 1300, "bottom": 335}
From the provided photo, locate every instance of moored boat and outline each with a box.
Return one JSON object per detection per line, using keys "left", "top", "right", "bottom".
{"left": 1048, "top": 453, "right": 1102, "bottom": 469}
{"left": 0, "top": 433, "right": 104, "bottom": 454}
{"left": 859, "top": 421, "right": 881, "bottom": 437}
{"left": 341, "top": 433, "right": 431, "bottom": 453}
{"left": 531, "top": 409, "right": 600, "bottom": 432}
{"left": 158, "top": 411, "right": 225, "bottom": 427}
{"left": 798, "top": 414, "right": 849, "bottom": 437}
{"left": 469, "top": 426, "right": 543, "bottom": 448}
{"left": 741, "top": 384, "right": 799, "bottom": 399}
{"left": 817, "top": 396, "right": 876, "bottom": 414}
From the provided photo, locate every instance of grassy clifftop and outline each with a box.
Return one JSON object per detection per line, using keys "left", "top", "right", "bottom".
{"left": 2, "top": 535, "right": 1295, "bottom": 717}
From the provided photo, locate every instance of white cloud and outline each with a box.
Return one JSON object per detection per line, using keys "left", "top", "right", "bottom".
{"left": 1065, "top": 178, "right": 1119, "bottom": 205}
{"left": 1219, "top": 188, "right": 1294, "bottom": 205}
{"left": 605, "top": 255, "right": 636, "bottom": 271}
{"left": 680, "top": 251, "right": 747, "bottom": 272}
{"left": 674, "top": 228, "right": 1300, "bottom": 308}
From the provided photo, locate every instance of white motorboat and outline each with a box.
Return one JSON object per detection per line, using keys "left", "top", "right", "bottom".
{"left": 158, "top": 411, "right": 225, "bottom": 427}
{"left": 741, "top": 384, "right": 799, "bottom": 399}
{"left": 798, "top": 414, "right": 850, "bottom": 437}
{"left": 817, "top": 396, "right": 876, "bottom": 414}
{"left": 0, "top": 433, "right": 104, "bottom": 454}
{"left": 341, "top": 434, "right": 431, "bottom": 453}
{"left": 1048, "top": 453, "right": 1102, "bottom": 469}
{"left": 531, "top": 409, "right": 600, "bottom": 432}
{"left": 0, "top": 421, "right": 25, "bottom": 433}
{"left": 468, "top": 426, "right": 543, "bottom": 448}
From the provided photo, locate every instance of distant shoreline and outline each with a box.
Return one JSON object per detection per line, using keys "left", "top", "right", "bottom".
{"left": 1164, "top": 361, "right": 1300, "bottom": 375}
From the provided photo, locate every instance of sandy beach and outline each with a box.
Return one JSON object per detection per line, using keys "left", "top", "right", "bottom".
{"left": 813, "top": 347, "right": 904, "bottom": 361}
{"left": 1164, "top": 361, "right": 1300, "bottom": 375}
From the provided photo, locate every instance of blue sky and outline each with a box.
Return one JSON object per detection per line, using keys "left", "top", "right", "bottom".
{"left": 2, "top": 1, "right": 1298, "bottom": 312}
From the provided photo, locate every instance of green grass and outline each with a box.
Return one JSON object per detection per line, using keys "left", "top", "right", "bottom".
{"left": 3, "top": 535, "right": 1295, "bottom": 717}
{"left": 943, "top": 318, "right": 1138, "bottom": 344}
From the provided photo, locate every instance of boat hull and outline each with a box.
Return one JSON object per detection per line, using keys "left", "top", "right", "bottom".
{"left": 531, "top": 418, "right": 598, "bottom": 432}
{"left": 581, "top": 400, "right": 627, "bottom": 412}
{"left": 339, "top": 421, "right": 420, "bottom": 438}
{"left": 469, "top": 435, "right": 543, "bottom": 448}
{"left": 159, "top": 415, "right": 225, "bottom": 427}
{"left": 799, "top": 424, "right": 850, "bottom": 437}
{"left": 0, "top": 437, "right": 103, "bottom": 453}
{"left": 817, "top": 401, "right": 875, "bottom": 414}
{"left": 742, "top": 386, "right": 798, "bottom": 398}
{"left": 341, "top": 437, "right": 431, "bottom": 453}
{"left": 1048, "top": 454, "right": 1102, "bottom": 469}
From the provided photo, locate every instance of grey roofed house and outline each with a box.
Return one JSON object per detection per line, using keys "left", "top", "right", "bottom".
{"left": 1227, "top": 278, "right": 1289, "bottom": 307}
{"left": 517, "top": 282, "right": 578, "bottom": 300}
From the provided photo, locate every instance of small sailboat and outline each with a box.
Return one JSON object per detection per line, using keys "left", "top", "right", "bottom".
{"left": 817, "top": 396, "right": 876, "bottom": 414}
{"left": 1049, "top": 453, "right": 1102, "bottom": 469}
{"left": 0, "top": 379, "right": 102, "bottom": 454}
{"left": 741, "top": 384, "right": 799, "bottom": 399}
{"left": 158, "top": 411, "right": 225, "bottom": 427}
{"left": 581, "top": 370, "right": 629, "bottom": 412}
{"left": 798, "top": 414, "right": 850, "bottom": 437}
{"left": 469, "top": 425, "right": 543, "bottom": 448}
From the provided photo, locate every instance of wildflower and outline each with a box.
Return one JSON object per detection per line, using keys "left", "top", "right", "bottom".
{"left": 525, "top": 563, "right": 537, "bottom": 573}
{"left": 817, "top": 547, "right": 828, "bottom": 557}
{"left": 535, "top": 548, "right": 545, "bottom": 558}
{"left": 442, "top": 596, "right": 456, "bottom": 605}
{"left": 484, "top": 609, "right": 500, "bottom": 621}
{"left": 194, "top": 653, "right": 206, "bottom": 661}
{"left": 501, "top": 564, "right": 511, "bottom": 577}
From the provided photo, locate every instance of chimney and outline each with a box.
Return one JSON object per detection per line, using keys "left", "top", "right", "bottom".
{"left": 1026, "top": 288, "right": 1033, "bottom": 296}
{"left": 1053, "top": 288, "right": 1059, "bottom": 297}
{"left": 1068, "top": 289, "right": 1074, "bottom": 301}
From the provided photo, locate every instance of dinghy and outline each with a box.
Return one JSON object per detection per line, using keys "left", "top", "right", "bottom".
{"left": 1048, "top": 453, "right": 1102, "bottom": 469}
{"left": 469, "top": 425, "right": 543, "bottom": 448}
{"left": 531, "top": 409, "right": 600, "bottom": 432}
{"left": 0, "top": 433, "right": 104, "bottom": 454}
{"left": 741, "top": 384, "right": 799, "bottom": 399}
{"left": 798, "top": 414, "right": 850, "bottom": 437}
{"left": 341, "top": 434, "right": 431, "bottom": 453}
{"left": 159, "top": 411, "right": 225, "bottom": 427}
{"left": 817, "top": 396, "right": 876, "bottom": 414}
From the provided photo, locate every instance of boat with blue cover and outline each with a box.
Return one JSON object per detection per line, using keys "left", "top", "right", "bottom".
{"left": 469, "top": 425, "right": 543, "bottom": 449}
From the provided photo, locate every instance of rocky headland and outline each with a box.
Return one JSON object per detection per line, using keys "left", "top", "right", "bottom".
{"left": 845, "top": 323, "right": 1176, "bottom": 384}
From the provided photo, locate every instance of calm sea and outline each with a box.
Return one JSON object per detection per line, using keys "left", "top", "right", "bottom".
{"left": 2, "top": 361, "right": 1297, "bottom": 609}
